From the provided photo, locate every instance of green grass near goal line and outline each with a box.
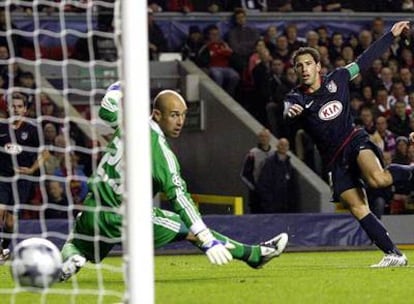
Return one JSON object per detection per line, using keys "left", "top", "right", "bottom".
{"left": 0, "top": 251, "right": 413, "bottom": 304}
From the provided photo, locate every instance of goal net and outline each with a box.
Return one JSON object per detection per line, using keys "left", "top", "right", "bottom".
{"left": 0, "top": 0, "right": 152, "bottom": 303}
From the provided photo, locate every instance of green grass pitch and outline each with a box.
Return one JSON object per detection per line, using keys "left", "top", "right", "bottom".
{"left": 0, "top": 250, "right": 413, "bottom": 304}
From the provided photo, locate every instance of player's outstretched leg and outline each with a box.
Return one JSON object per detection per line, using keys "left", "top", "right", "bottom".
{"left": 60, "top": 242, "right": 87, "bottom": 281}
{"left": 209, "top": 231, "right": 288, "bottom": 268}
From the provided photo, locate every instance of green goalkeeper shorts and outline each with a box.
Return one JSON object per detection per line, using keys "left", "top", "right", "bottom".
{"left": 70, "top": 194, "right": 122, "bottom": 263}
{"left": 68, "top": 196, "right": 189, "bottom": 262}
{"left": 153, "top": 207, "right": 189, "bottom": 248}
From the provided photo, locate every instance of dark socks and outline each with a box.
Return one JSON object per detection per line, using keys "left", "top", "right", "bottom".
{"left": 359, "top": 213, "right": 402, "bottom": 256}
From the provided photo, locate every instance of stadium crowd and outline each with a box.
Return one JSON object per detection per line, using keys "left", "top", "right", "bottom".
{"left": 149, "top": 7, "right": 414, "bottom": 215}
{"left": 0, "top": 4, "right": 414, "bottom": 217}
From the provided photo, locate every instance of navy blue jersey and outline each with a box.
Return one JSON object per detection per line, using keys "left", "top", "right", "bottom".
{"left": 0, "top": 120, "right": 40, "bottom": 177}
{"left": 284, "top": 68, "right": 358, "bottom": 165}
{"left": 284, "top": 31, "right": 395, "bottom": 167}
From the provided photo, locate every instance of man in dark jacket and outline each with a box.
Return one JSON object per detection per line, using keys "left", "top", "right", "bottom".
{"left": 256, "top": 138, "right": 297, "bottom": 213}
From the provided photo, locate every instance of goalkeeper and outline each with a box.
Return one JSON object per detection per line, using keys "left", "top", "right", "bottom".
{"left": 60, "top": 83, "right": 288, "bottom": 280}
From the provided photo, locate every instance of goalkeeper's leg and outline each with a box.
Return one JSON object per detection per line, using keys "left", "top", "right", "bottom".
{"left": 153, "top": 207, "right": 287, "bottom": 268}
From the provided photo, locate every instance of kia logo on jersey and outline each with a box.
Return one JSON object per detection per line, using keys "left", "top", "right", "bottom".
{"left": 4, "top": 143, "right": 22, "bottom": 155}
{"left": 318, "top": 100, "right": 343, "bottom": 120}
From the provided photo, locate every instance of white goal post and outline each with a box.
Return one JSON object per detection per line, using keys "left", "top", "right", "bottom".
{"left": 0, "top": 0, "right": 154, "bottom": 303}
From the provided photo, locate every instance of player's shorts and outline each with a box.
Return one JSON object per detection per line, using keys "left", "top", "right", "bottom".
{"left": 153, "top": 207, "right": 189, "bottom": 248}
{"left": 0, "top": 179, "right": 33, "bottom": 210}
{"left": 330, "top": 131, "right": 383, "bottom": 202}
{"left": 69, "top": 195, "right": 189, "bottom": 262}
{"left": 70, "top": 193, "right": 122, "bottom": 263}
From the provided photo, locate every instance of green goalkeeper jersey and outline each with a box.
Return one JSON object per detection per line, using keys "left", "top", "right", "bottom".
{"left": 87, "top": 95, "right": 123, "bottom": 209}
{"left": 150, "top": 120, "right": 207, "bottom": 235}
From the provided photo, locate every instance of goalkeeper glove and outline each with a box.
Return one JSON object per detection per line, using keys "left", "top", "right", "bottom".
{"left": 197, "top": 229, "right": 233, "bottom": 265}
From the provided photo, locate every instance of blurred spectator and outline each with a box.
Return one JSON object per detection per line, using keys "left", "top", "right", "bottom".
{"left": 305, "top": 30, "right": 320, "bottom": 48}
{"left": 355, "top": 30, "right": 373, "bottom": 57}
{"left": 359, "top": 106, "right": 376, "bottom": 135}
{"left": 53, "top": 152, "right": 88, "bottom": 206}
{"left": 389, "top": 80, "right": 409, "bottom": 107}
{"left": 166, "top": 0, "right": 195, "bottom": 13}
{"left": 192, "top": 1, "right": 232, "bottom": 12}
{"left": 198, "top": 25, "right": 240, "bottom": 97}
{"left": 265, "top": 0, "right": 293, "bottom": 12}
{"left": 39, "top": 92, "right": 63, "bottom": 129}
{"left": 148, "top": 8, "right": 167, "bottom": 60}
{"left": 392, "top": 136, "right": 409, "bottom": 164}
{"left": 256, "top": 138, "right": 297, "bottom": 213}
{"left": 373, "top": 86, "right": 392, "bottom": 118}
{"left": 399, "top": 67, "right": 414, "bottom": 93}
{"left": 181, "top": 25, "right": 204, "bottom": 63}
{"left": 379, "top": 67, "right": 394, "bottom": 93}
{"left": 44, "top": 180, "right": 70, "bottom": 219}
{"left": 263, "top": 25, "right": 278, "bottom": 55}
{"left": 370, "top": 17, "right": 386, "bottom": 41}
{"left": 233, "top": 0, "right": 266, "bottom": 11}
{"left": 284, "top": 23, "right": 304, "bottom": 52}
{"left": 148, "top": 1, "right": 164, "bottom": 12}
{"left": 361, "top": 85, "right": 374, "bottom": 105}
{"left": 341, "top": 45, "right": 355, "bottom": 65}
{"left": 292, "top": 0, "right": 322, "bottom": 11}
{"left": 373, "top": 115, "right": 397, "bottom": 154}
{"left": 0, "top": 44, "right": 9, "bottom": 77}
{"left": 227, "top": 8, "right": 260, "bottom": 72}
{"left": 362, "top": 58, "right": 383, "bottom": 90}
{"left": 328, "top": 32, "right": 344, "bottom": 62}
{"left": 388, "top": 100, "right": 411, "bottom": 136}
{"left": 43, "top": 122, "right": 58, "bottom": 146}
{"left": 399, "top": 47, "right": 414, "bottom": 69}
{"left": 402, "top": 0, "right": 414, "bottom": 11}
{"left": 316, "top": 25, "right": 330, "bottom": 47}
{"left": 266, "top": 61, "right": 296, "bottom": 137}
{"left": 272, "top": 35, "right": 291, "bottom": 67}
{"left": 240, "top": 128, "right": 275, "bottom": 213}
{"left": 247, "top": 38, "right": 267, "bottom": 84}
{"left": 252, "top": 47, "right": 273, "bottom": 125}
{"left": 318, "top": 45, "right": 333, "bottom": 70}
{"left": 375, "top": 0, "right": 403, "bottom": 12}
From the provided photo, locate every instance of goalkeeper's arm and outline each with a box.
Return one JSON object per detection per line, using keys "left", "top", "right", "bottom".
{"left": 99, "top": 81, "right": 122, "bottom": 127}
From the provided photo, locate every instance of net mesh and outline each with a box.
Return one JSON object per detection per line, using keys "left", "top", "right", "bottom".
{"left": 0, "top": 1, "right": 125, "bottom": 303}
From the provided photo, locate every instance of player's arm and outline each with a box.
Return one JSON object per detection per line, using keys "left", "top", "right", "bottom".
{"left": 346, "top": 21, "right": 410, "bottom": 79}
{"left": 283, "top": 92, "right": 304, "bottom": 119}
{"left": 16, "top": 149, "right": 49, "bottom": 175}
{"left": 99, "top": 81, "right": 122, "bottom": 127}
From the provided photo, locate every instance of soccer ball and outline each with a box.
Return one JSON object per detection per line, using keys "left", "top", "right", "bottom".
{"left": 10, "top": 237, "right": 62, "bottom": 288}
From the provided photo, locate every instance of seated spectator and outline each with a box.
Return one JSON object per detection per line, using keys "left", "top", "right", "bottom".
{"left": 373, "top": 115, "right": 397, "bottom": 155}
{"left": 198, "top": 25, "right": 240, "bottom": 97}
{"left": 399, "top": 67, "right": 414, "bottom": 93}
{"left": 247, "top": 38, "right": 268, "bottom": 83}
{"left": 402, "top": 0, "right": 414, "bottom": 11}
{"left": 256, "top": 138, "right": 297, "bottom": 213}
{"left": 393, "top": 136, "right": 409, "bottom": 164}
{"left": 359, "top": 106, "right": 376, "bottom": 135}
{"left": 305, "top": 30, "right": 320, "bottom": 48}
{"left": 379, "top": 67, "right": 395, "bottom": 93}
{"left": 284, "top": 23, "right": 304, "bottom": 52}
{"left": 44, "top": 180, "right": 70, "bottom": 219}
{"left": 272, "top": 35, "right": 291, "bottom": 67}
{"left": 370, "top": 17, "right": 386, "bottom": 41}
{"left": 388, "top": 100, "right": 411, "bottom": 136}
{"left": 53, "top": 152, "right": 88, "bottom": 206}
{"left": 43, "top": 122, "right": 58, "bottom": 146}
{"left": 181, "top": 25, "right": 204, "bottom": 63}
{"left": 317, "top": 45, "right": 333, "bottom": 71}
{"left": 266, "top": 0, "right": 293, "bottom": 12}
{"left": 148, "top": 8, "right": 167, "bottom": 60}
{"left": 373, "top": 86, "right": 392, "bottom": 118}
{"left": 399, "top": 47, "right": 414, "bottom": 70}
{"left": 263, "top": 25, "right": 278, "bottom": 55}
{"left": 341, "top": 45, "right": 355, "bottom": 65}
{"left": 389, "top": 80, "right": 409, "bottom": 107}
{"left": 165, "top": 0, "right": 194, "bottom": 13}
{"left": 328, "top": 32, "right": 344, "bottom": 62}
{"left": 316, "top": 25, "right": 330, "bottom": 47}
{"left": 354, "top": 30, "right": 373, "bottom": 57}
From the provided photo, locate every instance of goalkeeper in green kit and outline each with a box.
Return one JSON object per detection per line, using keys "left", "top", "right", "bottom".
{"left": 60, "top": 82, "right": 288, "bottom": 281}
